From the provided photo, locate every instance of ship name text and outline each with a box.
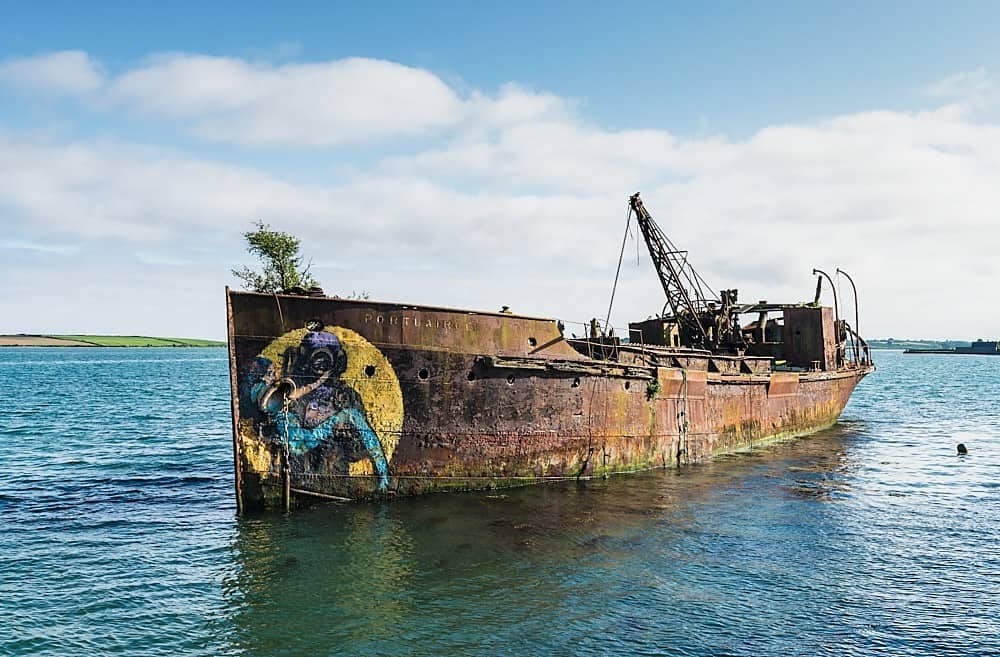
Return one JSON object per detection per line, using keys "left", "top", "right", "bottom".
{"left": 364, "top": 313, "right": 476, "bottom": 332}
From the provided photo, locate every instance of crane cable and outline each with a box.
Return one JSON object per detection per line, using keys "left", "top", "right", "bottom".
{"left": 604, "top": 204, "right": 634, "bottom": 332}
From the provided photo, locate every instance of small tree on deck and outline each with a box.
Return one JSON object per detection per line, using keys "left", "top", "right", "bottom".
{"left": 231, "top": 221, "right": 319, "bottom": 293}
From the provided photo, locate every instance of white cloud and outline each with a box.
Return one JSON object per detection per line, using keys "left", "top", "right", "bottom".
{"left": 464, "top": 83, "right": 572, "bottom": 130}
{"left": 135, "top": 252, "right": 193, "bottom": 267}
{"left": 107, "top": 54, "right": 471, "bottom": 146}
{"left": 1, "top": 51, "right": 999, "bottom": 340}
{"left": 926, "top": 68, "right": 994, "bottom": 101}
{"left": 0, "top": 52, "right": 568, "bottom": 147}
{"left": 0, "top": 50, "right": 104, "bottom": 96}
{"left": 0, "top": 131, "right": 605, "bottom": 268}
{"left": 0, "top": 239, "right": 79, "bottom": 254}
{"left": 384, "top": 119, "right": 735, "bottom": 194}
{"left": 924, "top": 68, "right": 1000, "bottom": 116}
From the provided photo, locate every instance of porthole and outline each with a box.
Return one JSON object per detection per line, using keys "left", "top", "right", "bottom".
{"left": 624, "top": 381, "right": 631, "bottom": 391}
{"left": 467, "top": 371, "right": 476, "bottom": 381}
{"left": 506, "top": 374, "right": 516, "bottom": 385}
{"left": 364, "top": 364, "right": 376, "bottom": 378}
{"left": 528, "top": 337, "right": 537, "bottom": 347}
{"left": 418, "top": 368, "right": 430, "bottom": 381}
{"left": 571, "top": 377, "right": 581, "bottom": 388}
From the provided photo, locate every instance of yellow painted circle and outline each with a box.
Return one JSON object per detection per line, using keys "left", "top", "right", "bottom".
{"left": 258, "top": 327, "right": 404, "bottom": 470}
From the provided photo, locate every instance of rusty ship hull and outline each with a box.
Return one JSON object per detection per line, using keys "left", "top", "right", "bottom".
{"left": 227, "top": 290, "right": 872, "bottom": 511}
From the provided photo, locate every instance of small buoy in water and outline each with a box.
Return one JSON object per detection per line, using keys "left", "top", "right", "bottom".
{"left": 957, "top": 443, "right": 968, "bottom": 455}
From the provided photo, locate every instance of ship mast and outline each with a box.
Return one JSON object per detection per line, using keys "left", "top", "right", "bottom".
{"left": 629, "top": 193, "right": 742, "bottom": 351}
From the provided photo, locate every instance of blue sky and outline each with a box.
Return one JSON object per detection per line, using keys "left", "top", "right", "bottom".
{"left": 2, "top": 3, "right": 999, "bottom": 339}
{"left": 6, "top": 1, "right": 998, "bottom": 133}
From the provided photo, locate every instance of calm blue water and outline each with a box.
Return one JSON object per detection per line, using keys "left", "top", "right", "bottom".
{"left": 1, "top": 348, "right": 997, "bottom": 656}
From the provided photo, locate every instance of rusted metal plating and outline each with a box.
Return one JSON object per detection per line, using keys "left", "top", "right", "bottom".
{"left": 227, "top": 290, "right": 872, "bottom": 510}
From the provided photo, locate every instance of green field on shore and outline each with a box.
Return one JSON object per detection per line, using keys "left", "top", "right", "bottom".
{"left": 54, "top": 335, "right": 224, "bottom": 347}
{"left": 0, "top": 334, "right": 224, "bottom": 347}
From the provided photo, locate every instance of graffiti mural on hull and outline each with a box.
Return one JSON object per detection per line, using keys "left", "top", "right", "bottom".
{"left": 238, "top": 324, "right": 404, "bottom": 496}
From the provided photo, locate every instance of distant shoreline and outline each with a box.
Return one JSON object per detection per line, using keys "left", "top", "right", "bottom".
{"left": 0, "top": 334, "right": 225, "bottom": 347}
{"left": 867, "top": 339, "right": 974, "bottom": 351}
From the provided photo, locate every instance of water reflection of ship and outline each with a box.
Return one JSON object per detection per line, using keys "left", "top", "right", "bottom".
{"left": 225, "top": 507, "right": 417, "bottom": 654}
{"left": 227, "top": 193, "right": 874, "bottom": 509}
{"left": 223, "top": 429, "right": 857, "bottom": 654}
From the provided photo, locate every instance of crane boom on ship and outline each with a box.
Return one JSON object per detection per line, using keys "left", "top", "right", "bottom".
{"left": 628, "top": 192, "right": 744, "bottom": 352}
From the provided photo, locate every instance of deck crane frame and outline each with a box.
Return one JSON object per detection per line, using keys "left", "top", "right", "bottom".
{"left": 628, "top": 193, "right": 743, "bottom": 352}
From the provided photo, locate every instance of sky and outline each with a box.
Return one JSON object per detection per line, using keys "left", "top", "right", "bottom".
{"left": 2, "top": 2, "right": 999, "bottom": 341}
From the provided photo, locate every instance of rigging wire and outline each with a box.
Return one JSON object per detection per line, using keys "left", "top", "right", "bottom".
{"left": 604, "top": 204, "right": 634, "bottom": 332}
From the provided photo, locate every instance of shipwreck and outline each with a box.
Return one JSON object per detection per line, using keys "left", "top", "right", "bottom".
{"left": 227, "top": 193, "right": 874, "bottom": 511}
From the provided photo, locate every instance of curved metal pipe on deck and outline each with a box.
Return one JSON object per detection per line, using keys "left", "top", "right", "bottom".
{"left": 836, "top": 268, "right": 866, "bottom": 365}
{"left": 812, "top": 268, "right": 842, "bottom": 364}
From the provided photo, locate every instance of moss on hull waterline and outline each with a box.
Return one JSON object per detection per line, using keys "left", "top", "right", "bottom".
{"left": 260, "top": 417, "right": 846, "bottom": 507}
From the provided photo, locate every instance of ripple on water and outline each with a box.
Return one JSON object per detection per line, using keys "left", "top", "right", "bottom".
{"left": 0, "top": 348, "right": 998, "bottom": 656}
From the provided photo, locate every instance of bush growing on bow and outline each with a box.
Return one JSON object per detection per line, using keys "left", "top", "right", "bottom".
{"left": 232, "top": 221, "right": 318, "bottom": 293}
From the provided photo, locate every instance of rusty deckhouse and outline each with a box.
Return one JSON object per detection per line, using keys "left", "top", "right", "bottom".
{"left": 227, "top": 194, "right": 873, "bottom": 510}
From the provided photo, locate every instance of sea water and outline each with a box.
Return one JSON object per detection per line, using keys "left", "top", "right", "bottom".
{"left": 0, "top": 348, "right": 997, "bottom": 656}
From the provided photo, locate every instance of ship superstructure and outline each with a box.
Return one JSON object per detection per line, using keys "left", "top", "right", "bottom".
{"left": 227, "top": 194, "right": 873, "bottom": 510}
